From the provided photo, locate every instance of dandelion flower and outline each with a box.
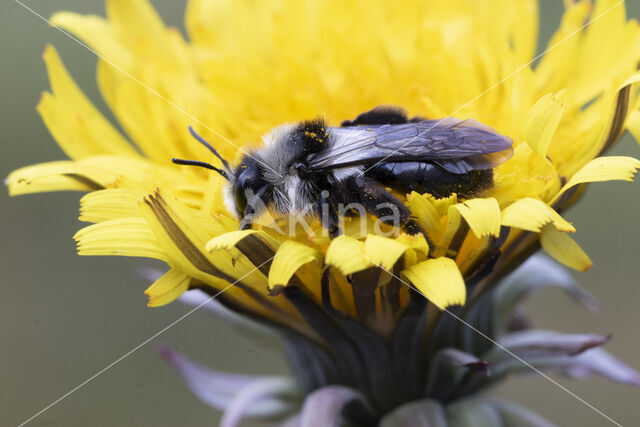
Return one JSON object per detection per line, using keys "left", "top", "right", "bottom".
{"left": 7, "top": 0, "right": 640, "bottom": 425}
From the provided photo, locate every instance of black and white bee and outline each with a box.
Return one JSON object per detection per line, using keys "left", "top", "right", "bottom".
{"left": 173, "top": 106, "right": 513, "bottom": 237}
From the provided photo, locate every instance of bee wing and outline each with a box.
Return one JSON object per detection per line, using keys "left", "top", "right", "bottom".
{"left": 308, "top": 118, "right": 513, "bottom": 174}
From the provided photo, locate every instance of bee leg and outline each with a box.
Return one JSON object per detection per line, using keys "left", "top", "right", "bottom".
{"left": 348, "top": 176, "right": 424, "bottom": 236}
{"left": 317, "top": 190, "right": 342, "bottom": 238}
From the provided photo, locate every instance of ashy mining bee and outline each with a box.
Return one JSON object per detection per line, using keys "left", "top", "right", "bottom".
{"left": 173, "top": 106, "right": 513, "bottom": 237}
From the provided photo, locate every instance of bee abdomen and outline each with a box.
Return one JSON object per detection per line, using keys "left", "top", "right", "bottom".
{"left": 365, "top": 161, "right": 493, "bottom": 199}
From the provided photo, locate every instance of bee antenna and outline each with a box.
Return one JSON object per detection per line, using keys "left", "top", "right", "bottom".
{"left": 188, "top": 126, "right": 231, "bottom": 170}
{"left": 172, "top": 158, "right": 229, "bottom": 180}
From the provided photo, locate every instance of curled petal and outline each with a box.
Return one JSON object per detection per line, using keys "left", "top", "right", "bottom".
{"left": 521, "top": 93, "right": 565, "bottom": 158}
{"left": 144, "top": 268, "right": 191, "bottom": 307}
{"left": 206, "top": 229, "right": 276, "bottom": 252}
{"left": 268, "top": 240, "right": 322, "bottom": 291}
{"left": 220, "top": 377, "right": 300, "bottom": 427}
{"left": 551, "top": 156, "right": 640, "bottom": 204}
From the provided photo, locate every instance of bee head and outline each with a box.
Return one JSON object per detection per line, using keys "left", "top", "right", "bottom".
{"left": 227, "top": 156, "right": 270, "bottom": 220}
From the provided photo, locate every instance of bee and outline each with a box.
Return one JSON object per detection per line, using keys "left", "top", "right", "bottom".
{"left": 173, "top": 106, "right": 513, "bottom": 237}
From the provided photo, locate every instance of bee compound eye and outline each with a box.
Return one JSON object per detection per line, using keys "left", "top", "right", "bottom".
{"left": 234, "top": 183, "right": 247, "bottom": 216}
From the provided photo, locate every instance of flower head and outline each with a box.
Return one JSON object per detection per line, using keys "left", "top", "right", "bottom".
{"left": 7, "top": 0, "right": 640, "bottom": 424}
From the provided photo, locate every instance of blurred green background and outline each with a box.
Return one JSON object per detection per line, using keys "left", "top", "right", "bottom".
{"left": 1, "top": 1, "right": 639, "bottom": 426}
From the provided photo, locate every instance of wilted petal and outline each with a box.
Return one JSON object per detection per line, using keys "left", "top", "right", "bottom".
{"left": 298, "top": 386, "right": 375, "bottom": 427}
{"left": 560, "top": 347, "right": 640, "bottom": 386}
{"left": 379, "top": 399, "right": 447, "bottom": 427}
{"left": 494, "top": 254, "right": 599, "bottom": 329}
{"left": 160, "top": 346, "right": 300, "bottom": 421}
{"left": 481, "top": 330, "right": 629, "bottom": 387}
{"left": 495, "top": 330, "right": 610, "bottom": 358}
{"left": 220, "top": 377, "right": 300, "bottom": 427}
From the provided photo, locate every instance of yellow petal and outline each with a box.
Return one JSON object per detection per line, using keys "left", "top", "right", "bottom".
{"left": 407, "top": 192, "right": 443, "bottom": 239}
{"left": 205, "top": 230, "right": 277, "bottom": 252}
{"left": 140, "top": 191, "right": 250, "bottom": 283}
{"left": 5, "top": 161, "right": 103, "bottom": 196}
{"left": 106, "top": 0, "right": 166, "bottom": 43}
{"left": 552, "top": 156, "right": 640, "bottom": 204}
{"left": 501, "top": 198, "right": 575, "bottom": 232}
{"left": 145, "top": 268, "right": 191, "bottom": 307}
{"left": 628, "top": 110, "right": 640, "bottom": 144}
{"left": 395, "top": 233, "right": 430, "bottom": 256}
{"left": 325, "top": 235, "right": 370, "bottom": 275}
{"left": 40, "top": 45, "right": 137, "bottom": 159}
{"left": 402, "top": 257, "right": 466, "bottom": 310}
{"left": 363, "top": 235, "right": 409, "bottom": 271}
{"left": 429, "top": 193, "right": 458, "bottom": 217}
{"left": 268, "top": 241, "right": 322, "bottom": 291}
{"left": 511, "top": 0, "right": 538, "bottom": 64}
{"left": 540, "top": 224, "right": 593, "bottom": 272}
{"left": 6, "top": 161, "right": 101, "bottom": 196}
{"left": 534, "top": 1, "right": 591, "bottom": 93}
{"left": 451, "top": 198, "right": 502, "bottom": 238}
{"left": 521, "top": 93, "right": 566, "bottom": 158}
{"left": 50, "top": 12, "right": 133, "bottom": 68}
{"left": 79, "top": 189, "right": 142, "bottom": 223}
{"left": 74, "top": 217, "right": 167, "bottom": 261}
{"left": 140, "top": 190, "right": 309, "bottom": 330}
